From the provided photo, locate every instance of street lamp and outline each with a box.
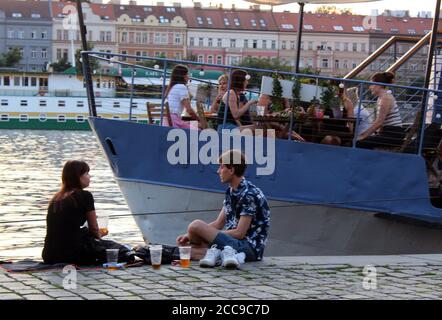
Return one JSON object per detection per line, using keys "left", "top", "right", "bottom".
{"left": 244, "top": 0, "right": 380, "bottom": 73}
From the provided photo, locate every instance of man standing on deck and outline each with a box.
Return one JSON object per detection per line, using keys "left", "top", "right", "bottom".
{"left": 176, "top": 149, "right": 270, "bottom": 269}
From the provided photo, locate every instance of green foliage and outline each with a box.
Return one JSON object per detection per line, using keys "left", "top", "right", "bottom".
{"left": 320, "top": 82, "right": 340, "bottom": 111}
{"left": 50, "top": 57, "right": 72, "bottom": 72}
{"left": 75, "top": 42, "right": 99, "bottom": 74}
{"left": 236, "top": 57, "right": 291, "bottom": 88}
{"left": 271, "top": 73, "right": 284, "bottom": 112}
{"left": 0, "top": 48, "right": 22, "bottom": 67}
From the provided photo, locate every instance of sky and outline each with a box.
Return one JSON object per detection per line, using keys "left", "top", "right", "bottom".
{"left": 127, "top": 0, "right": 437, "bottom": 16}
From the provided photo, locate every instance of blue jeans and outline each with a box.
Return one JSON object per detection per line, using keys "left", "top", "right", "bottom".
{"left": 211, "top": 232, "right": 257, "bottom": 262}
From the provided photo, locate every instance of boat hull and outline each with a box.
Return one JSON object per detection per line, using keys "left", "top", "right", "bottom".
{"left": 118, "top": 179, "right": 442, "bottom": 256}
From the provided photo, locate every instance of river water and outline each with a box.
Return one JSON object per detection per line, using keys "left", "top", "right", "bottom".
{"left": 0, "top": 130, "right": 144, "bottom": 261}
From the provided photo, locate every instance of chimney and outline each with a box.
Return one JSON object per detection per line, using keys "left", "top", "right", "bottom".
{"left": 129, "top": 0, "right": 136, "bottom": 5}
{"left": 194, "top": 2, "right": 202, "bottom": 8}
{"left": 173, "top": 2, "right": 181, "bottom": 7}
{"left": 252, "top": 5, "right": 260, "bottom": 11}
{"left": 232, "top": 4, "right": 235, "bottom": 10}
{"left": 107, "top": 0, "right": 121, "bottom": 4}
{"left": 157, "top": 2, "right": 164, "bottom": 6}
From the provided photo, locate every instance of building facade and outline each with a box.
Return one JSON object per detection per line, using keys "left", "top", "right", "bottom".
{"left": 0, "top": 0, "right": 52, "bottom": 72}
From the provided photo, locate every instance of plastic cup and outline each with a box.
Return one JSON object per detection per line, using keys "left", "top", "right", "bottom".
{"left": 179, "top": 246, "right": 191, "bottom": 268}
{"left": 316, "top": 110, "right": 324, "bottom": 119}
{"left": 150, "top": 245, "right": 162, "bottom": 270}
{"left": 97, "top": 215, "right": 109, "bottom": 236}
{"left": 106, "top": 249, "right": 119, "bottom": 270}
{"left": 256, "top": 105, "right": 265, "bottom": 116}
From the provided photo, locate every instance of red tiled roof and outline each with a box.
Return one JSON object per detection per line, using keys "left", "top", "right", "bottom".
{"left": 273, "top": 12, "right": 433, "bottom": 36}
{"left": 0, "top": 0, "right": 51, "bottom": 19}
{"left": 52, "top": 1, "right": 116, "bottom": 20}
{"left": 182, "top": 7, "right": 278, "bottom": 31}
{"left": 112, "top": 3, "right": 184, "bottom": 20}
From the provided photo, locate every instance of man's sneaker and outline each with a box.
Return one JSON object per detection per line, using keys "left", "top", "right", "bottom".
{"left": 199, "top": 245, "right": 221, "bottom": 268}
{"left": 221, "top": 246, "right": 244, "bottom": 269}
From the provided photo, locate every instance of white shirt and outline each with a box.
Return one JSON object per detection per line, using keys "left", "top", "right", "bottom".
{"left": 167, "top": 84, "right": 190, "bottom": 115}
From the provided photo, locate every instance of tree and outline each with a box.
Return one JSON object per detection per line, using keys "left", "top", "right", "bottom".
{"left": 75, "top": 42, "right": 99, "bottom": 74}
{"left": 315, "top": 5, "right": 353, "bottom": 15}
{"left": 271, "top": 73, "right": 284, "bottom": 112}
{"left": 50, "top": 57, "right": 72, "bottom": 72}
{"left": 0, "top": 48, "right": 22, "bottom": 67}
{"left": 236, "top": 57, "right": 291, "bottom": 88}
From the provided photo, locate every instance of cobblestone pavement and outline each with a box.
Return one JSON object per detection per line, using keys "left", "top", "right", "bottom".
{"left": 1, "top": 255, "right": 442, "bottom": 300}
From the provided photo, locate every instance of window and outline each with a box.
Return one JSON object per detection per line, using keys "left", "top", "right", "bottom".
{"left": 131, "top": 102, "right": 138, "bottom": 109}
{"left": 19, "top": 114, "right": 28, "bottom": 122}
{"left": 56, "top": 30, "right": 62, "bottom": 40}
{"left": 20, "top": 100, "right": 27, "bottom": 106}
{"left": 41, "top": 31, "right": 47, "bottom": 39}
{"left": 159, "top": 16, "right": 169, "bottom": 23}
{"left": 100, "top": 31, "right": 106, "bottom": 42}
{"left": 361, "top": 43, "right": 366, "bottom": 52}
{"left": 223, "top": 18, "right": 230, "bottom": 26}
{"left": 335, "top": 42, "right": 341, "bottom": 51}
{"left": 135, "top": 51, "right": 141, "bottom": 62}
{"left": 57, "top": 115, "right": 66, "bottom": 123}
{"left": 96, "top": 101, "right": 102, "bottom": 108}
{"left": 321, "top": 59, "right": 329, "bottom": 68}
{"left": 208, "top": 38, "right": 213, "bottom": 47}
{"left": 4, "top": 76, "right": 10, "bottom": 86}
{"left": 132, "top": 16, "right": 142, "bottom": 23}
{"left": 207, "top": 55, "right": 213, "bottom": 64}
{"left": 113, "top": 102, "right": 120, "bottom": 108}
{"left": 308, "top": 41, "right": 313, "bottom": 50}
{"left": 31, "top": 31, "right": 36, "bottom": 39}
{"left": 39, "top": 114, "right": 47, "bottom": 122}
{"left": 207, "top": 17, "right": 213, "bottom": 25}
{"left": 31, "top": 13, "right": 41, "bottom": 19}
{"left": 391, "top": 28, "right": 399, "bottom": 33}
{"left": 7, "top": 30, "right": 14, "bottom": 39}
{"left": 12, "top": 13, "right": 22, "bottom": 18}
{"left": 251, "top": 19, "right": 257, "bottom": 27}
{"left": 352, "top": 60, "right": 358, "bottom": 68}
{"left": 190, "top": 37, "right": 194, "bottom": 47}
{"left": 281, "top": 24, "right": 294, "bottom": 30}
{"left": 166, "top": 7, "right": 175, "bottom": 12}
{"left": 253, "top": 40, "right": 257, "bottom": 49}
{"left": 353, "top": 43, "right": 358, "bottom": 52}
{"left": 304, "top": 25, "right": 314, "bottom": 30}
{"left": 343, "top": 43, "right": 349, "bottom": 51}
{"left": 234, "top": 18, "right": 240, "bottom": 26}
{"left": 282, "top": 41, "right": 287, "bottom": 50}
{"left": 77, "top": 101, "right": 84, "bottom": 108}
{"left": 23, "top": 76, "right": 29, "bottom": 87}
{"left": 352, "top": 26, "right": 365, "bottom": 32}
{"left": 1, "top": 114, "right": 9, "bottom": 122}
{"left": 335, "top": 60, "right": 340, "bottom": 69}
{"left": 290, "top": 41, "right": 295, "bottom": 50}
{"left": 175, "top": 34, "right": 182, "bottom": 45}
{"left": 343, "top": 60, "right": 348, "bottom": 69}
{"left": 14, "top": 77, "right": 21, "bottom": 86}
{"left": 31, "top": 49, "right": 37, "bottom": 59}
{"left": 121, "top": 32, "right": 128, "bottom": 43}
{"left": 142, "top": 32, "right": 148, "bottom": 44}
{"left": 259, "top": 19, "right": 266, "bottom": 27}
{"left": 1, "top": 100, "right": 8, "bottom": 106}
{"left": 217, "top": 38, "right": 222, "bottom": 47}
{"left": 144, "top": 7, "right": 152, "bottom": 12}
{"left": 39, "top": 100, "right": 46, "bottom": 107}
{"left": 262, "top": 40, "right": 267, "bottom": 49}
{"left": 76, "top": 116, "right": 85, "bottom": 123}
{"left": 41, "top": 49, "right": 47, "bottom": 59}
{"left": 244, "top": 39, "right": 248, "bottom": 48}
{"left": 113, "top": 116, "right": 120, "bottom": 120}
{"left": 58, "top": 101, "right": 66, "bottom": 107}
{"left": 197, "top": 17, "right": 203, "bottom": 25}
{"left": 217, "top": 56, "right": 223, "bottom": 65}
{"left": 230, "top": 39, "right": 236, "bottom": 48}
{"left": 199, "top": 37, "right": 204, "bottom": 47}
{"left": 334, "top": 26, "right": 344, "bottom": 31}
{"left": 271, "top": 41, "right": 276, "bottom": 50}
{"left": 198, "top": 55, "right": 204, "bottom": 63}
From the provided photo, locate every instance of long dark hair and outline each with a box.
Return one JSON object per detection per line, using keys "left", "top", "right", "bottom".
{"left": 371, "top": 71, "right": 395, "bottom": 87}
{"left": 165, "top": 64, "right": 189, "bottom": 97}
{"left": 230, "top": 69, "right": 247, "bottom": 92}
{"left": 50, "top": 160, "right": 90, "bottom": 209}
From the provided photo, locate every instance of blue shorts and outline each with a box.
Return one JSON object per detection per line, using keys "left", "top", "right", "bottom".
{"left": 211, "top": 232, "right": 257, "bottom": 262}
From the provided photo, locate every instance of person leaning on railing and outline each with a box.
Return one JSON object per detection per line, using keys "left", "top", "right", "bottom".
{"left": 356, "top": 72, "right": 404, "bottom": 150}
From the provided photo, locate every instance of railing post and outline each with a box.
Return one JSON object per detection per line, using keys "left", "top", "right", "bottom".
{"left": 160, "top": 61, "right": 168, "bottom": 126}
{"left": 418, "top": 90, "right": 430, "bottom": 156}
{"left": 223, "top": 68, "right": 234, "bottom": 128}
{"left": 288, "top": 77, "right": 297, "bottom": 141}
{"left": 128, "top": 67, "right": 136, "bottom": 121}
{"left": 352, "top": 83, "right": 364, "bottom": 148}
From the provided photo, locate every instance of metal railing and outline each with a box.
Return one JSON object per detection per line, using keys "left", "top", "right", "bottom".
{"left": 82, "top": 51, "right": 442, "bottom": 156}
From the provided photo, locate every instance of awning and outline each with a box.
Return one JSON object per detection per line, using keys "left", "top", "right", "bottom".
{"left": 122, "top": 77, "right": 169, "bottom": 86}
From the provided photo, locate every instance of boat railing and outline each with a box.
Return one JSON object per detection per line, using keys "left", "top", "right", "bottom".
{"left": 82, "top": 51, "right": 442, "bottom": 157}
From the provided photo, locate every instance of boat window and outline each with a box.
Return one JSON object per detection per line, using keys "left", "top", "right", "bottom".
{"left": 19, "top": 114, "right": 28, "bottom": 122}
{"left": 76, "top": 115, "right": 85, "bottom": 123}
{"left": 39, "top": 100, "right": 46, "bottom": 107}
{"left": 131, "top": 102, "right": 138, "bottom": 108}
{"left": 1, "top": 99, "right": 8, "bottom": 106}
{"left": 77, "top": 101, "right": 84, "bottom": 107}
{"left": 39, "top": 113, "right": 47, "bottom": 122}
{"left": 20, "top": 100, "right": 27, "bottom": 107}
{"left": 58, "top": 101, "right": 66, "bottom": 107}
{"left": 112, "top": 116, "right": 120, "bottom": 120}
{"left": 0, "top": 114, "right": 9, "bottom": 121}
{"left": 96, "top": 101, "right": 102, "bottom": 108}
{"left": 113, "top": 102, "right": 120, "bottom": 108}
{"left": 132, "top": 116, "right": 138, "bottom": 122}
{"left": 57, "top": 115, "right": 66, "bottom": 122}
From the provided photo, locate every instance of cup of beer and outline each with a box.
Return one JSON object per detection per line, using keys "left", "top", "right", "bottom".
{"left": 97, "top": 214, "right": 109, "bottom": 236}
{"left": 106, "top": 249, "right": 119, "bottom": 270}
{"left": 150, "top": 245, "right": 162, "bottom": 270}
{"left": 179, "top": 246, "right": 191, "bottom": 268}
{"left": 256, "top": 105, "right": 265, "bottom": 116}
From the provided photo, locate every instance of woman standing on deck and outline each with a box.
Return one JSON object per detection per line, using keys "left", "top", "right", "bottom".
{"left": 42, "top": 160, "right": 131, "bottom": 265}
{"left": 357, "top": 72, "right": 404, "bottom": 149}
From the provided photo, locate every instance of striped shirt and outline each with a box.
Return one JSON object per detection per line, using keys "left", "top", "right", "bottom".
{"left": 378, "top": 92, "right": 402, "bottom": 127}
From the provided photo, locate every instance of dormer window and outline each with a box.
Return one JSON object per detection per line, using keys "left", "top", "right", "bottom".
{"left": 259, "top": 19, "right": 266, "bottom": 27}
{"left": 120, "top": 6, "right": 125, "bottom": 10}
{"left": 408, "top": 29, "right": 416, "bottom": 35}
{"left": 207, "top": 17, "right": 213, "bottom": 25}
{"left": 144, "top": 7, "right": 152, "bottom": 12}
{"left": 166, "top": 7, "right": 175, "bottom": 12}
{"left": 281, "top": 24, "right": 294, "bottom": 30}
{"left": 352, "top": 26, "right": 365, "bottom": 32}
{"left": 304, "top": 24, "right": 313, "bottom": 30}
{"left": 197, "top": 17, "right": 203, "bottom": 24}
{"left": 224, "top": 18, "right": 230, "bottom": 26}
{"left": 234, "top": 18, "right": 240, "bottom": 26}
{"left": 12, "top": 13, "right": 22, "bottom": 18}
{"left": 391, "top": 28, "right": 399, "bottom": 33}
{"left": 334, "top": 25, "right": 344, "bottom": 31}
{"left": 31, "top": 14, "right": 41, "bottom": 19}
{"left": 159, "top": 16, "right": 169, "bottom": 23}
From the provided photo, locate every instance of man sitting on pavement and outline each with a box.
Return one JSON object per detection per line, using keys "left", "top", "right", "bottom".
{"left": 176, "top": 149, "right": 271, "bottom": 269}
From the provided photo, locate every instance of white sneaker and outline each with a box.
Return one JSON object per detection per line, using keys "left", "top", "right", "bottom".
{"left": 199, "top": 245, "right": 221, "bottom": 268}
{"left": 221, "top": 246, "right": 244, "bottom": 269}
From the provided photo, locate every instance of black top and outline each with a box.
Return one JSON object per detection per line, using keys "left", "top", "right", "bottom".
{"left": 42, "top": 190, "right": 95, "bottom": 264}
{"left": 218, "top": 91, "right": 252, "bottom": 127}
